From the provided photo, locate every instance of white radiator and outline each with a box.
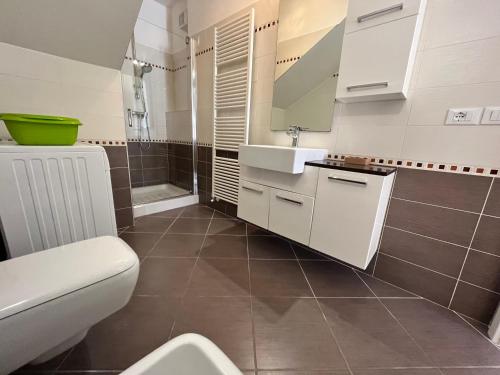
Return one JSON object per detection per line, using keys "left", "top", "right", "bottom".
{"left": 212, "top": 10, "right": 255, "bottom": 205}
{"left": 0, "top": 144, "right": 117, "bottom": 258}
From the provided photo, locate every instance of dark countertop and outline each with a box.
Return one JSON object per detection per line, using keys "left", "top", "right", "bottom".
{"left": 305, "top": 159, "right": 397, "bottom": 176}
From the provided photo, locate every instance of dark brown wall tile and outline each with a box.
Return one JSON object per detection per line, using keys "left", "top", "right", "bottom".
{"left": 128, "top": 156, "right": 142, "bottom": 170}
{"left": 141, "top": 142, "right": 168, "bottom": 156}
{"left": 386, "top": 199, "right": 479, "bottom": 247}
{"left": 374, "top": 254, "right": 456, "bottom": 306}
{"left": 392, "top": 169, "right": 491, "bottom": 212}
{"left": 450, "top": 281, "right": 500, "bottom": 323}
{"left": 113, "top": 187, "right": 132, "bottom": 210}
{"left": 104, "top": 146, "right": 129, "bottom": 168}
{"left": 380, "top": 227, "right": 467, "bottom": 277}
{"left": 484, "top": 179, "right": 500, "bottom": 217}
{"left": 471, "top": 215, "right": 500, "bottom": 256}
{"left": 110, "top": 167, "right": 131, "bottom": 189}
{"left": 127, "top": 141, "right": 141, "bottom": 156}
{"left": 460, "top": 250, "right": 500, "bottom": 293}
{"left": 142, "top": 155, "right": 168, "bottom": 169}
{"left": 115, "top": 207, "right": 133, "bottom": 229}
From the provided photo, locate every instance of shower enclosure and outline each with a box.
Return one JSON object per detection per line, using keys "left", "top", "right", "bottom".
{"left": 121, "top": 17, "right": 197, "bottom": 214}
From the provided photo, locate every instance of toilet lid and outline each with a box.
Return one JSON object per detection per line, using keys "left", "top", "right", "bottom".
{"left": 0, "top": 236, "right": 138, "bottom": 320}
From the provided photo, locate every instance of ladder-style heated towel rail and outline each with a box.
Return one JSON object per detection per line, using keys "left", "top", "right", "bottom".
{"left": 212, "top": 9, "right": 255, "bottom": 205}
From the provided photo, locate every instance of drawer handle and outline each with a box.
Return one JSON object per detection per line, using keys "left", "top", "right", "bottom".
{"left": 347, "top": 82, "right": 389, "bottom": 91}
{"left": 328, "top": 176, "right": 367, "bottom": 186}
{"left": 357, "top": 3, "right": 404, "bottom": 23}
{"left": 242, "top": 186, "right": 263, "bottom": 194}
{"left": 276, "top": 195, "right": 303, "bottom": 206}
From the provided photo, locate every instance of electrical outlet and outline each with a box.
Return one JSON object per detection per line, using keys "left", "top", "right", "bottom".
{"left": 445, "top": 108, "right": 483, "bottom": 125}
{"left": 481, "top": 107, "right": 500, "bottom": 125}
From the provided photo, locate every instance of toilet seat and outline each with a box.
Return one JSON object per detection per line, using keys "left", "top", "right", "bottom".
{"left": 0, "top": 236, "right": 137, "bottom": 320}
{"left": 0, "top": 236, "right": 139, "bottom": 374}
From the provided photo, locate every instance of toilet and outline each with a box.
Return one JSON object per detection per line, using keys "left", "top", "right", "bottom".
{"left": 0, "top": 236, "right": 140, "bottom": 374}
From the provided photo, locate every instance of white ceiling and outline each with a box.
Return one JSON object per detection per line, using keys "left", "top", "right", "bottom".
{"left": 0, "top": 0, "right": 143, "bottom": 69}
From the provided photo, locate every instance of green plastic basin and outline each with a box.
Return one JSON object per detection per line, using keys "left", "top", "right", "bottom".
{"left": 0, "top": 113, "right": 82, "bottom": 145}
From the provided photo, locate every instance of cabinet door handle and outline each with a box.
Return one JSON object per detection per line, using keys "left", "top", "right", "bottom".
{"left": 357, "top": 3, "right": 404, "bottom": 23}
{"left": 347, "top": 82, "right": 389, "bottom": 91}
{"left": 328, "top": 176, "right": 367, "bottom": 186}
{"left": 276, "top": 195, "right": 303, "bottom": 206}
{"left": 242, "top": 185, "right": 263, "bottom": 194}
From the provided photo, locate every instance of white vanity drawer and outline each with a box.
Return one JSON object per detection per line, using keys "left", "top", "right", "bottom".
{"left": 345, "top": 0, "right": 425, "bottom": 33}
{"left": 238, "top": 180, "right": 270, "bottom": 229}
{"left": 269, "top": 189, "right": 314, "bottom": 246}
{"left": 309, "top": 169, "right": 394, "bottom": 269}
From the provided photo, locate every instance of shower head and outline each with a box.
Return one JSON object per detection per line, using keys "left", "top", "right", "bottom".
{"left": 141, "top": 65, "right": 153, "bottom": 75}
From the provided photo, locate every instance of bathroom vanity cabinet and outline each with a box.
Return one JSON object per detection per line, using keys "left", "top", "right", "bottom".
{"left": 336, "top": 0, "right": 427, "bottom": 103}
{"left": 238, "top": 161, "right": 395, "bottom": 269}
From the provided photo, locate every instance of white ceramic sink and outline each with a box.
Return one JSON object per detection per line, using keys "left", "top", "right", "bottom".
{"left": 238, "top": 145, "right": 328, "bottom": 174}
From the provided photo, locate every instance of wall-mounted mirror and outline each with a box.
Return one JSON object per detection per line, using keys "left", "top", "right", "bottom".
{"left": 270, "top": 0, "right": 347, "bottom": 132}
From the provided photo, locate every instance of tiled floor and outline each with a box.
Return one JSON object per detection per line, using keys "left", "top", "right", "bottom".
{"left": 17, "top": 204, "right": 500, "bottom": 374}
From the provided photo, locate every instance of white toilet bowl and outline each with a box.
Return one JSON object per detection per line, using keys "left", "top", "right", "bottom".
{"left": 0, "top": 236, "right": 139, "bottom": 374}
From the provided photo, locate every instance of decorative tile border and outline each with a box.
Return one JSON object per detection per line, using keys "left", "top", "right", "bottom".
{"left": 126, "top": 138, "right": 212, "bottom": 147}
{"left": 195, "top": 47, "right": 214, "bottom": 57}
{"left": 124, "top": 56, "right": 187, "bottom": 72}
{"left": 276, "top": 56, "right": 301, "bottom": 65}
{"left": 255, "top": 19, "right": 279, "bottom": 33}
{"left": 79, "top": 139, "right": 126, "bottom": 146}
{"left": 331, "top": 153, "right": 499, "bottom": 177}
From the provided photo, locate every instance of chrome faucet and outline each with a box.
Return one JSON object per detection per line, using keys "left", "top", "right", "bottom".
{"left": 286, "top": 125, "right": 306, "bottom": 147}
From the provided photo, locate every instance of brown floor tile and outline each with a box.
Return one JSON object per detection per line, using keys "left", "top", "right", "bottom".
{"left": 374, "top": 254, "right": 456, "bottom": 306}
{"left": 247, "top": 223, "right": 273, "bottom": 236}
{"left": 180, "top": 205, "right": 214, "bottom": 218}
{"left": 125, "top": 216, "right": 174, "bottom": 233}
{"left": 119, "top": 232, "right": 162, "bottom": 257}
{"left": 250, "top": 260, "right": 312, "bottom": 297}
{"left": 171, "top": 296, "right": 254, "bottom": 370}
{"left": 391, "top": 168, "right": 491, "bottom": 213}
{"left": 200, "top": 235, "right": 248, "bottom": 258}
{"left": 380, "top": 226, "right": 468, "bottom": 277}
{"left": 187, "top": 258, "right": 250, "bottom": 296}
{"left": 134, "top": 258, "right": 196, "bottom": 297}
{"left": 449, "top": 281, "right": 500, "bottom": 324}
{"left": 15, "top": 350, "right": 71, "bottom": 372}
{"left": 208, "top": 218, "right": 247, "bottom": 235}
{"left": 291, "top": 243, "right": 329, "bottom": 260}
{"left": 253, "top": 299, "right": 347, "bottom": 371}
{"left": 248, "top": 236, "right": 295, "bottom": 259}
{"left": 168, "top": 218, "right": 211, "bottom": 234}
{"left": 352, "top": 370, "right": 441, "bottom": 375}
{"left": 383, "top": 299, "right": 500, "bottom": 366}
{"left": 441, "top": 369, "right": 500, "bottom": 375}
{"left": 149, "top": 234, "right": 204, "bottom": 257}
{"left": 459, "top": 314, "right": 490, "bottom": 337}
{"left": 60, "top": 296, "right": 177, "bottom": 371}
{"left": 259, "top": 371, "right": 349, "bottom": 375}
{"left": 301, "top": 261, "right": 374, "bottom": 297}
{"left": 149, "top": 207, "right": 184, "bottom": 218}
{"left": 319, "top": 298, "right": 430, "bottom": 368}
{"left": 471, "top": 215, "right": 500, "bottom": 256}
{"left": 356, "top": 271, "right": 419, "bottom": 298}
{"left": 386, "top": 199, "right": 479, "bottom": 247}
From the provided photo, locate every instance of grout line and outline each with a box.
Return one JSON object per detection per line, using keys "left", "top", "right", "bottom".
{"left": 481, "top": 212, "right": 500, "bottom": 220}
{"left": 353, "top": 269, "right": 422, "bottom": 298}
{"left": 289, "top": 241, "right": 355, "bottom": 375}
{"left": 54, "top": 346, "right": 76, "bottom": 371}
{"left": 354, "top": 272, "right": 447, "bottom": 375}
{"left": 469, "top": 247, "right": 500, "bottom": 258}
{"left": 454, "top": 312, "right": 500, "bottom": 350}
{"left": 391, "top": 197, "right": 482, "bottom": 215}
{"left": 459, "top": 279, "right": 500, "bottom": 295}
{"left": 246, "top": 221, "right": 258, "bottom": 373}
{"left": 379, "top": 252, "right": 458, "bottom": 280}
{"left": 449, "top": 178, "right": 495, "bottom": 308}
{"left": 384, "top": 225, "right": 469, "bottom": 249}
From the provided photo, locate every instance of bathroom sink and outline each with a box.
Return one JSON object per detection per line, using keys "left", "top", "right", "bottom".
{"left": 238, "top": 145, "right": 328, "bottom": 174}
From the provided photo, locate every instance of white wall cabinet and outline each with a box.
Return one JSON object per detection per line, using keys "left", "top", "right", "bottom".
{"left": 309, "top": 169, "right": 394, "bottom": 269}
{"left": 336, "top": 0, "right": 426, "bottom": 103}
